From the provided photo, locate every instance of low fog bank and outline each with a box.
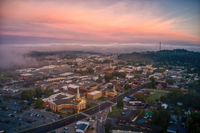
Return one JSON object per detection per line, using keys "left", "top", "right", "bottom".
{"left": 0, "top": 43, "right": 200, "bottom": 70}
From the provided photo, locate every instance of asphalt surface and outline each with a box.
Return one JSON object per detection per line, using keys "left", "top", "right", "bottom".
{"left": 111, "top": 82, "right": 151, "bottom": 103}
{"left": 19, "top": 114, "right": 86, "bottom": 133}
{"left": 18, "top": 81, "right": 152, "bottom": 133}
{"left": 83, "top": 102, "right": 113, "bottom": 115}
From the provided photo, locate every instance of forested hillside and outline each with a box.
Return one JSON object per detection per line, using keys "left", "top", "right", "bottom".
{"left": 118, "top": 49, "right": 200, "bottom": 72}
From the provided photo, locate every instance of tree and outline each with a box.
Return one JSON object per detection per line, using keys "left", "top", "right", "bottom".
{"left": 147, "top": 99, "right": 154, "bottom": 106}
{"left": 147, "top": 72, "right": 152, "bottom": 76}
{"left": 19, "top": 100, "right": 24, "bottom": 104}
{"left": 44, "top": 88, "right": 54, "bottom": 97}
{"left": 35, "top": 86, "right": 42, "bottom": 98}
{"left": 26, "top": 89, "right": 36, "bottom": 100}
{"left": 96, "top": 78, "right": 102, "bottom": 83}
{"left": 134, "top": 75, "right": 141, "bottom": 79}
{"left": 124, "top": 84, "right": 129, "bottom": 90}
{"left": 187, "top": 67, "right": 192, "bottom": 73}
{"left": 166, "top": 79, "right": 176, "bottom": 85}
{"left": 128, "top": 78, "right": 133, "bottom": 83}
{"left": 87, "top": 68, "right": 94, "bottom": 74}
{"left": 174, "top": 107, "right": 179, "bottom": 115}
{"left": 104, "top": 74, "right": 113, "bottom": 82}
{"left": 20, "top": 89, "right": 36, "bottom": 101}
{"left": 35, "top": 98, "right": 43, "bottom": 109}
{"left": 150, "top": 77, "right": 155, "bottom": 88}
{"left": 158, "top": 109, "right": 171, "bottom": 126}
{"left": 117, "top": 100, "right": 124, "bottom": 108}
{"left": 133, "top": 92, "right": 143, "bottom": 100}
{"left": 167, "top": 88, "right": 184, "bottom": 103}
{"left": 160, "top": 96, "right": 167, "bottom": 103}
{"left": 180, "top": 78, "right": 184, "bottom": 83}
{"left": 152, "top": 110, "right": 159, "bottom": 124}
{"left": 186, "top": 112, "right": 200, "bottom": 133}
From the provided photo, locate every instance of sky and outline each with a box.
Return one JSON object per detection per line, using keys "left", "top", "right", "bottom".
{"left": 0, "top": 0, "right": 200, "bottom": 53}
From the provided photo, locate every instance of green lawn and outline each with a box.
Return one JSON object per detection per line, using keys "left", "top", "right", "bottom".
{"left": 62, "top": 113, "right": 73, "bottom": 118}
{"left": 107, "top": 107, "right": 123, "bottom": 117}
{"left": 87, "top": 102, "right": 98, "bottom": 109}
{"left": 148, "top": 90, "right": 154, "bottom": 92}
{"left": 146, "top": 91, "right": 166, "bottom": 100}
{"left": 97, "top": 97, "right": 107, "bottom": 101}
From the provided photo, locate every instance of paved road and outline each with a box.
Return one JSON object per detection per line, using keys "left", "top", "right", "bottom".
{"left": 111, "top": 82, "right": 151, "bottom": 103}
{"left": 18, "top": 81, "right": 152, "bottom": 133}
{"left": 19, "top": 114, "right": 86, "bottom": 133}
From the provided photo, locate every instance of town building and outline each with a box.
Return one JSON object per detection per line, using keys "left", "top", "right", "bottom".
{"left": 43, "top": 88, "right": 86, "bottom": 113}
{"left": 103, "top": 85, "right": 117, "bottom": 97}
{"left": 141, "top": 65, "right": 154, "bottom": 73}
{"left": 87, "top": 91, "right": 102, "bottom": 100}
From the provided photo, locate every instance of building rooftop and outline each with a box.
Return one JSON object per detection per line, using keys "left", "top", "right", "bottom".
{"left": 87, "top": 91, "right": 101, "bottom": 95}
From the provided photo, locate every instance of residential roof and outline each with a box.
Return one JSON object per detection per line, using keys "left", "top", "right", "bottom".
{"left": 145, "top": 111, "right": 153, "bottom": 117}
{"left": 154, "top": 73, "right": 162, "bottom": 76}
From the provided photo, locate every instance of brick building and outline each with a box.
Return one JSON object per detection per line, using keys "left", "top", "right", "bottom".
{"left": 87, "top": 91, "right": 102, "bottom": 100}
{"left": 43, "top": 88, "right": 86, "bottom": 113}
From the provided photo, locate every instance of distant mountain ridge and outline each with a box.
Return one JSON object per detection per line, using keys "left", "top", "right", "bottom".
{"left": 118, "top": 49, "right": 200, "bottom": 69}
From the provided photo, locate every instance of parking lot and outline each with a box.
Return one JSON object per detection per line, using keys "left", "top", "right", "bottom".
{"left": 0, "top": 99, "right": 59, "bottom": 133}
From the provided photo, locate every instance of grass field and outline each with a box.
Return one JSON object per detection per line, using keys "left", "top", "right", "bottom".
{"left": 87, "top": 102, "right": 98, "bottom": 109}
{"left": 146, "top": 91, "right": 166, "bottom": 100}
{"left": 148, "top": 90, "right": 154, "bottom": 92}
{"left": 97, "top": 97, "right": 107, "bottom": 101}
{"left": 107, "top": 107, "right": 123, "bottom": 117}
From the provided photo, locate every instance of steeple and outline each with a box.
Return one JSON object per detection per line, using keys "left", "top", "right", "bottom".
{"left": 113, "top": 85, "right": 115, "bottom": 92}
{"left": 76, "top": 87, "right": 80, "bottom": 99}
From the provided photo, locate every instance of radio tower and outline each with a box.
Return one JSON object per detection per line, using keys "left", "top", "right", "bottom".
{"left": 159, "top": 42, "right": 161, "bottom": 51}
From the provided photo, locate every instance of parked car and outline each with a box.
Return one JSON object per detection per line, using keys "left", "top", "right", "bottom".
{"left": 123, "top": 108, "right": 127, "bottom": 110}
{"left": 65, "top": 121, "right": 69, "bottom": 124}
{"left": 64, "top": 127, "right": 68, "bottom": 130}
{"left": 19, "top": 118, "right": 22, "bottom": 121}
{"left": 27, "top": 120, "right": 33, "bottom": 123}
{"left": 121, "top": 112, "right": 125, "bottom": 115}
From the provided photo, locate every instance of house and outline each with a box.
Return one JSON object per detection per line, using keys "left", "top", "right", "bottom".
{"left": 114, "top": 116, "right": 162, "bottom": 133}
{"left": 169, "top": 115, "right": 177, "bottom": 124}
{"left": 167, "top": 126, "right": 177, "bottom": 133}
{"left": 144, "top": 111, "right": 153, "bottom": 119}
{"left": 154, "top": 81, "right": 167, "bottom": 89}
{"left": 181, "top": 117, "right": 187, "bottom": 127}
{"left": 151, "top": 73, "right": 164, "bottom": 79}
{"left": 184, "top": 109, "right": 191, "bottom": 115}
{"left": 141, "top": 65, "right": 154, "bottom": 73}
{"left": 161, "top": 103, "right": 168, "bottom": 109}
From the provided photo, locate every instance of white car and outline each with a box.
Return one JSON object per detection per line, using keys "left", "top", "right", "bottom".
{"left": 123, "top": 108, "right": 127, "bottom": 110}
{"left": 8, "top": 114, "right": 12, "bottom": 116}
{"left": 14, "top": 111, "right": 17, "bottom": 114}
{"left": 19, "top": 118, "right": 22, "bottom": 121}
{"left": 30, "top": 113, "right": 33, "bottom": 116}
{"left": 121, "top": 112, "right": 125, "bottom": 115}
{"left": 52, "top": 119, "right": 55, "bottom": 121}
{"left": 64, "top": 127, "right": 68, "bottom": 130}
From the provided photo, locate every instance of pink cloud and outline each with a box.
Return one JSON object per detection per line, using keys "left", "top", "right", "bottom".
{"left": 0, "top": 0, "right": 199, "bottom": 45}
